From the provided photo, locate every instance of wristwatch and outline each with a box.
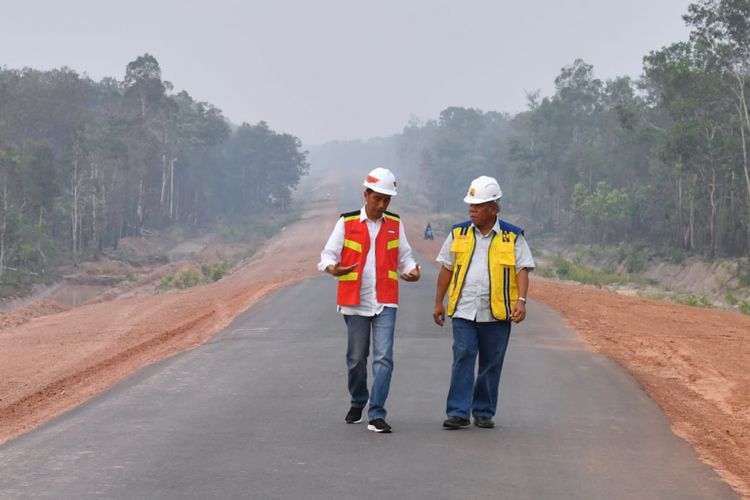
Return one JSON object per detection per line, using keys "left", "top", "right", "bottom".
{"left": 518, "top": 297, "right": 527, "bottom": 303}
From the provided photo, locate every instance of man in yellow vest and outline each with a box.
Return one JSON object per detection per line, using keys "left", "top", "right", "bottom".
{"left": 318, "top": 167, "right": 421, "bottom": 434}
{"left": 433, "top": 175, "right": 535, "bottom": 429}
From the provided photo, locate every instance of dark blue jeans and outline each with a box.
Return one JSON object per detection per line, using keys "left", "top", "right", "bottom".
{"left": 446, "top": 318, "right": 512, "bottom": 419}
{"left": 343, "top": 307, "right": 396, "bottom": 420}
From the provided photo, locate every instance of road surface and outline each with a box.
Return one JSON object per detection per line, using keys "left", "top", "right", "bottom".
{"left": 0, "top": 253, "right": 737, "bottom": 499}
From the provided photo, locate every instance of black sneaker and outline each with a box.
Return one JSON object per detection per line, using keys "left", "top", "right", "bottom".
{"left": 442, "top": 416, "right": 471, "bottom": 429}
{"left": 345, "top": 406, "right": 364, "bottom": 424}
{"left": 367, "top": 418, "right": 392, "bottom": 433}
{"left": 474, "top": 416, "right": 495, "bottom": 429}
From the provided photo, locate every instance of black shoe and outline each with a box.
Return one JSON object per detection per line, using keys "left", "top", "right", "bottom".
{"left": 442, "top": 416, "right": 470, "bottom": 429}
{"left": 345, "top": 406, "right": 363, "bottom": 424}
{"left": 367, "top": 418, "right": 392, "bottom": 433}
{"left": 474, "top": 416, "right": 495, "bottom": 429}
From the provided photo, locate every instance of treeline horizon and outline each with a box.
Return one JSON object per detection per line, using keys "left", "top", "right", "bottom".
{"left": 0, "top": 54, "right": 308, "bottom": 284}
{"left": 313, "top": 0, "right": 750, "bottom": 261}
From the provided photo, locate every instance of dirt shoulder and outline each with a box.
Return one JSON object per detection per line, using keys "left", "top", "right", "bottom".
{"left": 0, "top": 206, "right": 748, "bottom": 498}
{"left": 0, "top": 195, "right": 340, "bottom": 447}
{"left": 407, "top": 219, "right": 750, "bottom": 499}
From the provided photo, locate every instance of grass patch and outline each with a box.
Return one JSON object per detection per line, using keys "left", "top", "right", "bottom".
{"left": 540, "top": 255, "right": 652, "bottom": 286}
{"left": 158, "top": 261, "right": 228, "bottom": 291}
{"left": 636, "top": 290, "right": 714, "bottom": 309}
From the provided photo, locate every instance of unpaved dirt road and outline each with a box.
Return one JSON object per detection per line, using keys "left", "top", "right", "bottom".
{"left": 0, "top": 191, "right": 749, "bottom": 498}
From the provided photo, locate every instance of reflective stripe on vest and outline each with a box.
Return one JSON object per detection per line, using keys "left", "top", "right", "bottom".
{"left": 336, "top": 211, "right": 400, "bottom": 306}
{"left": 446, "top": 220, "right": 520, "bottom": 321}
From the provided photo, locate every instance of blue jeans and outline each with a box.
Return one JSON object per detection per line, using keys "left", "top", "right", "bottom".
{"left": 446, "top": 318, "right": 512, "bottom": 419}
{"left": 343, "top": 307, "right": 396, "bottom": 420}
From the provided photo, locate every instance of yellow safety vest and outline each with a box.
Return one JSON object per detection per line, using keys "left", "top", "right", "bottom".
{"left": 446, "top": 220, "right": 521, "bottom": 321}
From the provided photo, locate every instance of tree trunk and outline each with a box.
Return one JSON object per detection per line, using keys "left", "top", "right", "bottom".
{"left": 160, "top": 153, "right": 167, "bottom": 207}
{"left": 137, "top": 177, "right": 144, "bottom": 235}
{"left": 731, "top": 70, "right": 750, "bottom": 251}
{"left": 91, "top": 162, "right": 98, "bottom": 253}
{"left": 709, "top": 165, "right": 717, "bottom": 258}
{"left": 0, "top": 174, "right": 7, "bottom": 277}
{"left": 689, "top": 176, "right": 696, "bottom": 251}
{"left": 169, "top": 158, "right": 176, "bottom": 219}
{"left": 72, "top": 158, "right": 79, "bottom": 258}
{"left": 677, "top": 176, "right": 683, "bottom": 248}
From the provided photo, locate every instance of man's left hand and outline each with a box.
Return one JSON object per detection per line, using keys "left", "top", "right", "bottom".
{"left": 510, "top": 301, "right": 526, "bottom": 323}
{"left": 401, "top": 264, "right": 421, "bottom": 282}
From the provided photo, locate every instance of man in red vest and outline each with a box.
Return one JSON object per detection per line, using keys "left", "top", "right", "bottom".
{"left": 318, "top": 167, "right": 421, "bottom": 434}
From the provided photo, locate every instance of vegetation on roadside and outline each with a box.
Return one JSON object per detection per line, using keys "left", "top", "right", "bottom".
{"left": 538, "top": 255, "right": 656, "bottom": 287}
{"left": 0, "top": 54, "right": 308, "bottom": 297}
{"left": 314, "top": 1, "right": 750, "bottom": 263}
{"left": 153, "top": 205, "right": 304, "bottom": 292}
{"left": 158, "top": 262, "right": 228, "bottom": 291}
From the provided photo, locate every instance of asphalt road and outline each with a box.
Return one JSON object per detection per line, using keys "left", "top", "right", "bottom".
{"left": 0, "top": 255, "right": 738, "bottom": 499}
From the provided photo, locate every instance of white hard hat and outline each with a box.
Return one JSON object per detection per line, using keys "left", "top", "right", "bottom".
{"left": 363, "top": 167, "right": 397, "bottom": 196}
{"left": 463, "top": 175, "right": 502, "bottom": 204}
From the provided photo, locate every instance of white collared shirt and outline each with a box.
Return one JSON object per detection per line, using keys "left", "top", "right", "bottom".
{"left": 318, "top": 206, "right": 418, "bottom": 316}
{"left": 436, "top": 219, "right": 535, "bottom": 322}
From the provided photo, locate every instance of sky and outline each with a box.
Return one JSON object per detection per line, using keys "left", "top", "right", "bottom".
{"left": 2, "top": 0, "right": 693, "bottom": 146}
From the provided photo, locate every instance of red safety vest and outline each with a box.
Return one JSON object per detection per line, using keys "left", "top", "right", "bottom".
{"left": 336, "top": 210, "right": 400, "bottom": 306}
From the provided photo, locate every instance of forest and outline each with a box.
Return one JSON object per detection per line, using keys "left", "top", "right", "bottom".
{"left": 3, "top": 0, "right": 749, "bottom": 291}
{"left": 317, "top": 0, "right": 750, "bottom": 261}
{"left": 0, "top": 54, "right": 309, "bottom": 286}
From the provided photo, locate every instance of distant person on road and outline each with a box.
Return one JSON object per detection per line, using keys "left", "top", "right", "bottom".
{"left": 433, "top": 175, "right": 535, "bottom": 430}
{"left": 318, "top": 167, "right": 421, "bottom": 434}
{"left": 424, "top": 223, "right": 433, "bottom": 240}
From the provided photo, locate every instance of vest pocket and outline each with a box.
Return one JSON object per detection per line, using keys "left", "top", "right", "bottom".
{"left": 492, "top": 242, "right": 516, "bottom": 266}
{"left": 451, "top": 239, "right": 472, "bottom": 253}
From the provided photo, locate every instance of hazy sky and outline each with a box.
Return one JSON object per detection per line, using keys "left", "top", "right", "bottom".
{"left": 2, "top": 0, "right": 693, "bottom": 146}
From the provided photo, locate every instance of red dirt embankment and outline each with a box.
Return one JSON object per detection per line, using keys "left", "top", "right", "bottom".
{"left": 408, "top": 221, "right": 750, "bottom": 499}
{"left": 0, "top": 197, "right": 338, "bottom": 447}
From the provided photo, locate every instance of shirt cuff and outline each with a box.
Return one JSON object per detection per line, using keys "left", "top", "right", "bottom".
{"left": 317, "top": 260, "right": 335, "bottom": 272}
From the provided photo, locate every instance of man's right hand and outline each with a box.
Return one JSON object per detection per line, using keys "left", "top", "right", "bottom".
{"left": 326, "top": 262, "right": 359, "bottom": 277}
{"left": 433, "top": 303, "right": 446, "bottom": 327}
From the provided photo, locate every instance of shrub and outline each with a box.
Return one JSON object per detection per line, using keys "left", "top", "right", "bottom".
{"left": 176, "top": 268, "right": 201, "bottom": 289}
{"left": 201, "top": 262, "right": 227, "bottom": 282}
{"left": 625, "top": 247, "right": 645, "bottom": 273}
{"left": 676, "top": 294, "right": 712, "bottom": 308}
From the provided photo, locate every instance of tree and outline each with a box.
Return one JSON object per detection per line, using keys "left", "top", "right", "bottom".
{"left": 684, "top": 0, "right": 750, "bottom": 249}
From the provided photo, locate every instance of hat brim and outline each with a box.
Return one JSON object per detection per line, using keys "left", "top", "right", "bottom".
{"left": 464, "top": 195, "right": 500, "bottom": 204}
{"left": 364, "top": 183, "right": 397, "bottom": 196}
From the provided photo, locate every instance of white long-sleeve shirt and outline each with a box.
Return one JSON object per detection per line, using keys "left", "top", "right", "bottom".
{"left": 318, "top": 206, "right": 418, "bottom": 316}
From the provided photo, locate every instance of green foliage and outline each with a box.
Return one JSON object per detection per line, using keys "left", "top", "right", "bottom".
{"left": 738, "top": 258, "right": 750, "bottom": 287}
{"left": 0, "top": 54, "right": 309, "bottom": 282}
{"left": 392, "top": 0, "right": 750, "bottom": 258}
{"left": 675, "top": 294, "right": 713, "bottom": 308}
{"left": 175, "top": 269, "right": 201, "bottom": 289}
{"left": 201, "top": 262, "right": 227, "bottom": 282}
{"left": 158, "top": 260, "right": 228, "bottom": 292}
{"left": 624, "top": 246, "right": 646, "bottom": 273}
{"left": 570, "top": 181, "right": 631, "bottom": 245}
{"left": 669, "top": 248, "right": 687, "bottom": 265}
{"left": 637, "top": 290, "right": 714, "bottom": 309}
{"left": 158, "top": 268, "right": 201, "bottom": 290}
{"left": 542, "top": 255, "right": 650, "bottom": 286}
